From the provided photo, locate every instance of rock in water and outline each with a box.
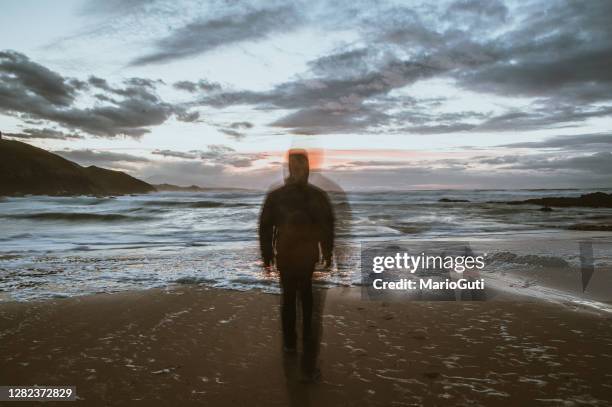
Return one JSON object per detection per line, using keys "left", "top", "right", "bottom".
{"left": 493, "top": 192, "right": 612, "bottom": 208}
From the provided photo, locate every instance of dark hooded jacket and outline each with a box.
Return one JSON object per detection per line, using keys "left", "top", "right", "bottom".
{"left": 259, "top": 179, "right": 334, "bottom": 271}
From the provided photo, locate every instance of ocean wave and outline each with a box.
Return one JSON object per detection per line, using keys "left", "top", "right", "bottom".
{"left": 126, "top": 207, "right": 168, "bottom": 214}
{"left": 567, "top": 224, "right": 612, "bottom": 231}
{"left": 4, "top": 212, "right": 153, "bottom": 222}
{"left": 142, "top": 200, "right": 251, "bottom": 208}
{"left": 193, "top": 201, "right": 251, "bottom": 208}
{"left": 86, "top": 198, "right": 116, "bottom": 205}
{"left": 174, "top": 276, "right": 218, "bottom": 285}
{"left": 389, "top": 222, "right": 432, "bottom": 234}
{"left": 0, "top": 254, "right": 21, "bottom": 260}
{"left": 368, "top": 214, "right": 393, "bottom": 220}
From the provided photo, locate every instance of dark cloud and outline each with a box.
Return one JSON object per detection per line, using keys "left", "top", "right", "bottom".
{"left": 189, "top": 0, "right": 612, "bottom": 135}
{"left": 88, "top": 75, "right": 111, "bottom": 91}
{"left": 199, "top": 144, "right": 267, "bottom": 168}
{"left": 201, "top": 58, "right": 439, "bottom": 134}
{"left": 475, "top": 155, "right": 521, "bottom": 165}
{"left": 499, "top": 133, "right": 612, "bottom": 150}
{"left": 270, "top": 105, "right": 390, "bottom": 135}
{"left": 459, "top": 49, "right": 612, "bottom": 102}
{"left": 307, "top": 48, "right": 373, "bottom": 79}
{"left": 229, "top": 121, "right": 253, "bottom": 130}
{"left": 185, "top": 3, "right": 494, "bottom": 135}
{"left": 390, "top": 108, "right": 488, "bottom": 134}
{"left": 46, "top": 94, "right": 177, "bottom": 138}
{"left": 173, "top": 80, "right": 221, "bottom": 93}
{"left": 0, "top": 51, "right": 181, "bottom": 138}
{"left": 395, "top": 103, "right": 612, "bottom": 135}
{"left": 454, "top": 1, "right": 612, "bottom": 103}
{"left": 4, "top": 127, "right": 83, "bottom": 140}
{"left": 218, "top": 121, "right": 254, "bottom": 140}
{"left": 228, "top": 157, "right": 256, "bottom": 168}
{"left": 151, "top": 145, "right": 267, "bottom": 168}
{"left": 219, "top": 128, "right": 246, "bottom": 140}
{"left": 466, "top": 104, "right": 612, "bottom": 133}
{"left": 176, "top": 110, "right": 200, "bottom": 122}
{"left": 130, "top": 6, "right": 301, "bottom": 65}
{"left": 472, "top": 149, "right": 612, "bottom": 176}
{"left": 403, "top": 123, "right": 477, "bottom": 134}
{"left": 446, "top": 0, "right": 508, "bottom": 22}
{"left": 53, "top": 149, "right": 150, "bottom": 165}
{"left": 7, "top": 1, "right": 612, "bottom": 147}
{"left": 504, "top": 152, "right": 612, "bottom": 175}
{"left": 0, "top": 50, "right": 79, "bottom": 106}
{"left": 152, "top": 149, "right": 199, "bottom": 159}
{"left": 205, "top": 59, "right": 438, "bottom": 110}
{"left": 87, "top": 76, "right": 164, "bottom": 103}
{"left": 199, "top": 144, "right": 234, "bottom": 158}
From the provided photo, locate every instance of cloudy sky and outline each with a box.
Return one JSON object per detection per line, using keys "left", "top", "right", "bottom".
{"left": 1, "top": 0, "right": 611, "bottom": 190}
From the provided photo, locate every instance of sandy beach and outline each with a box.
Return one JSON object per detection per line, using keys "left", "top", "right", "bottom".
{"left": 2, "top": 286, "right": 612, "bottom": 406}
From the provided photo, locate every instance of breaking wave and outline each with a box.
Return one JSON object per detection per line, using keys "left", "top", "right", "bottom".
{"left": 5, "top": 212, "right": 153, "bottom": 222}
{"left": 142, "top": 200, "right": 251, "bottom": 208}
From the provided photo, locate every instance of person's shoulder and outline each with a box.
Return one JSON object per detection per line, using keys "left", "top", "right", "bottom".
{"left": 264, "top": 184, "right": 287, "bottom": 199}
{"left": 307, "top": 183, "right": 330, "bottom": 199}
{"left": 306, "top": 183, "right": 324, "bottom": 193}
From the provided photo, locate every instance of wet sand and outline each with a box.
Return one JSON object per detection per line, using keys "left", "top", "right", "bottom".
{"left": 1, "top": 286, "right": 612, "bottom": 406}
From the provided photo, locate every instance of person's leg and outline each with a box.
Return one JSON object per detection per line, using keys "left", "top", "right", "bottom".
{"left": 298, "top": 271, "right": 314, "bottom": 341}
{"left": 280, "top": 271, "right": 297, "bottom": 350}
{"left": 298, "top": 270, "right": 319, "bottom": 380}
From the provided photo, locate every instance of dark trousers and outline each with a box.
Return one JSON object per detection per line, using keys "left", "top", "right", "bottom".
{"left": 279, "top": 267, "right": 314, "bottom": 348}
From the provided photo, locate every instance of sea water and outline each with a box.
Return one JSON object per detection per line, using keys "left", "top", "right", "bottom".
{"left": 1, "top": 189, "right": 611, "bottom": 307}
